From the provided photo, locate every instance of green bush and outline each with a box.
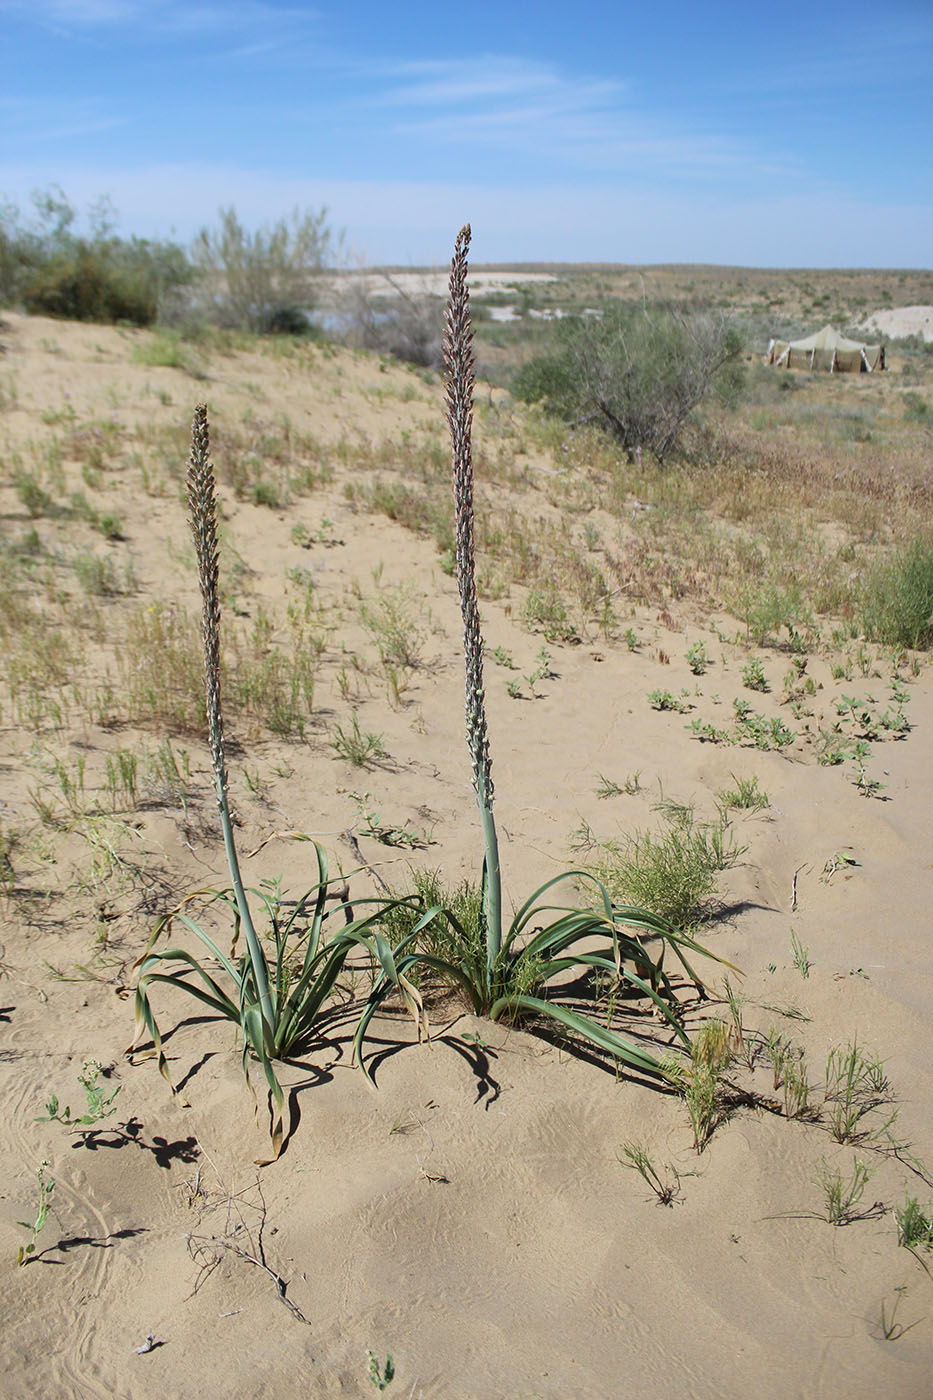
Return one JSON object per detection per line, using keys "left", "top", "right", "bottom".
{"left": 593, "top": 804, "right": 744, "bottom": 930}
{"left": 191, "top": 204, "right": 338, "bottom": 333}
{"left": 860, "top": 539, "right": 933, "bottom": 649}
{"left": 22, "top": 244, "right": 157, "bottom": 324}
{"left": 512, "top": 303, "right": 743, "bottom": 464}
{"left": 1, "top": 187, "right": 191, "bottom": 326}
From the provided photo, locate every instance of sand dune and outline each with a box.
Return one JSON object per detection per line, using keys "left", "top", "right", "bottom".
{"left": 0, "top": 312, "right": 930, "bottom": 1400}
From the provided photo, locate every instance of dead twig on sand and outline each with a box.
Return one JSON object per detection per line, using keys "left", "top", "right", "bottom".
{"left": 183, "top": 1148, "right": 310, "bottom": 1327}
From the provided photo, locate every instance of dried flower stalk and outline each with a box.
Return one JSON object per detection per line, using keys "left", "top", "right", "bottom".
{"left": 185, "top": 404, "right": 273, "bottom": 1030}
{"left": 444, "top": 225, "right": 502, "bottom": 966}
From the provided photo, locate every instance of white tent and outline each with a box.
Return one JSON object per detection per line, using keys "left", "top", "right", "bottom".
{"left": 765, "top": 324, "right": 885, "bottom": 373}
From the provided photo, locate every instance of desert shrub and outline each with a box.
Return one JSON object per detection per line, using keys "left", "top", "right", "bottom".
{"left": 860, "top": 538, "right": 933, "bottom": 649}
{"left": 513, "top": 304, "right": 743, "bottom": 464}
{"left": 593, "top": 804, "right": 744, "bottom": 930}
{"left": 190, "top": 205, "right": 338, "bottom": 333}
{"left": 1, "top": 187, "right": 190, "bottom": 325}
{"left": 338, "top": 272, "right": 444, "bottom": 368}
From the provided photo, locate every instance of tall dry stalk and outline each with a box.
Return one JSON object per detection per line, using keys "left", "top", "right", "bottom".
{"left": 443, "top": 224, "right": 502, "bottom": 972}
{"left": 186, "top": 403, "right": 273, "bottom": 1032}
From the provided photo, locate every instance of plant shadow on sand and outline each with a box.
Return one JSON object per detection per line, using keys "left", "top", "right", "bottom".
{"left": 68, "top": 1118, "right": 200, "bottom": 1168}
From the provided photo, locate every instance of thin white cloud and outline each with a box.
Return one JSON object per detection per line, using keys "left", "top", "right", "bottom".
{"left": 337, "top": 53, "right": 757, "bottom": 183}
{"left": 375, "top": 55, "right": 621, "bottom": 109}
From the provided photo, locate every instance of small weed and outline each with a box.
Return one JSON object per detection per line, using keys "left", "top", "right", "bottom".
{"left": 741, "top": 658, "right": 769, "bottom": 692}
{"left": 522, "top": 581, "right": 577, "bottom": 642}
{"left": 816, "top": 729, "right": 851, "bottom": 766}
{"left": 768, "top": 1035, "right": 812, "bottom": 1119}
{"left": 623, "top": 628, "right": 639, "bottom": 651}
{"left": 595, "top": 775, "right": 623, "bottom": 799}
{"left": 250, "top": 480, "right": 280, "bottom": 508}
{"left": 894, "top": 1196, "right": 933, "bottom": 1252}
{"left": 824, "top": 1040, "right": 895, "bottom": 1144}
{"left": 789, "top": 929, "right": 811, "bottom": 979}
{"left": 689, "top": 718, "right": 734, "bottom": 744}
{"left": 505, "top": 678, "right": 523, "bottom": 699}
{"left": 735, "top": 708, "right": 796, "bottom": 751}
{"left": 877, "top": 1287, "right": 918, "bottom": 1342}
{"left": 619, "top": 1141, "right": 682, "bottom": 1206}
{"left": 717, "top": 773, "right": 768, "bottom": 812}
{"left": 105, "top": 749, "right": 139, "bottom": 811}
{"left": 648, "top": 689, "right": 689, "bottom": 712}
{"left": 582, "top": 521, "right": 602, "bottom": 552}
{"left": 331, "top": 714, "right": 389, "bottom": 768}
{"left": 594, "top": 803, "right": 744, "bottom": 929}
{"left": 16, "top": 1161, "right": 55, "bottom": 1266}
{"left": 36, "top": 1059, "right": 121, "bottom": 1127}
{"left": 352, "top": 792, "right": 428, "bottom": 849}
{"left": 596, "top": 771, "right": 642, "bottom": 799}
{"left": 851, "top": 743, "right": 885, "bottom": 799}
{"left": 15, "top": 472, "right": 52, "bottom": 518}
{"left": 815, "top": 1158, "right": 882, "bottom": 1225}
{"left": 491, "top": 645, "right": 515, "bottom": 668}
{"left": 73, "top": 550, "right": 119, "bottom": 596}
{"left": 686, "top": 641, "right": 708, "bottom": 675}
{"left": 361, "top": 582, "right": 426, "bottom": 672}
{"left": 366, "top": 1351, "right": 395, "bottom": 1393}
{"left": 683, "top": 1020, "right": 732, "bottom": 1151}
{"left": 721, "top": 976, "right": 753, "bottom": 1067}
{"left": 861, "top": 538, "right": 933, "bottom": 649}
{"left": 524, "top": 645, "right": 553, "bottom": 696}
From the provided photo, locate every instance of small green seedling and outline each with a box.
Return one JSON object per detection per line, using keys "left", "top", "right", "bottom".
{"left": 16, "top": 1161, "right": 55, "bottom": 1266}
{"left": 36, "top": 1060, "right": 121, "bottom": 1127}
{"left": 789, "top": 930, "right": 811, "bottom": 980}
{"left": 686, "top": 641, "right": 708, "bottom": 675}
{"left": 741, "top": 658, "right": 768, "bottom": 691}
{"left": 366, "top": 1351, "right": 395, "bottom": 1392}
{"left": 648, "top": 689, "right": 687, "bottom": 712}
{"left": 821, "top": 851, "right": 860, "bottom": 881}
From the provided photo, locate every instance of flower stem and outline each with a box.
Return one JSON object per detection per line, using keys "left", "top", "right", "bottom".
{"left": 186, "top": 404, "right": 274, "bottom": 1038}
{"left": 444, "top": 226, "right": 502, "bottom": 973}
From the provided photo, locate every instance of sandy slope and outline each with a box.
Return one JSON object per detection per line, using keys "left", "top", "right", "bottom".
{"left": 860, "top": 307, "right": 933, "bottom": 343}
{"left": 0, "top": 313, "right": 931, "bottom": 1400}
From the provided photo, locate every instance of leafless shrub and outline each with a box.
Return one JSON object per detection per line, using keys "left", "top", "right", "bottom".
{"left": 338, "top": 269, "right": 444, "bottom": 368}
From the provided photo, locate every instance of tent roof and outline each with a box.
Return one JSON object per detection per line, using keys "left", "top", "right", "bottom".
{"left": 776, "top": 324, "right": 882, "bottom": 354}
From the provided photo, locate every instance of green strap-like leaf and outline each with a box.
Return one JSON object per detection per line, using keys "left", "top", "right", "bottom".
{"left": 487, "top": 993, "right": 679, "bottom": 1077}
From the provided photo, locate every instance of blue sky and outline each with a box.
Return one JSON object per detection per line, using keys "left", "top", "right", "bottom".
{"left": 1, "top": 0, "right": 931, "bottom": 267}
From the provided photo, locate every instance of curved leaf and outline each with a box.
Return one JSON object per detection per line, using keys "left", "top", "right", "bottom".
{"left": 487, "top": 993, "right": 679, "bottom": 1078}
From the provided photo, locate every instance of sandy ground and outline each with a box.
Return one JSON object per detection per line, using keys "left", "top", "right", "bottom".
{"left": 332, "top": 269, "right": 558, "bottom": 301}
{"left": 860, "top": 306, "right": 933, "bottom": 343}
{"left": 0, "top": 313, "right": 931, "bottom": 1400}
